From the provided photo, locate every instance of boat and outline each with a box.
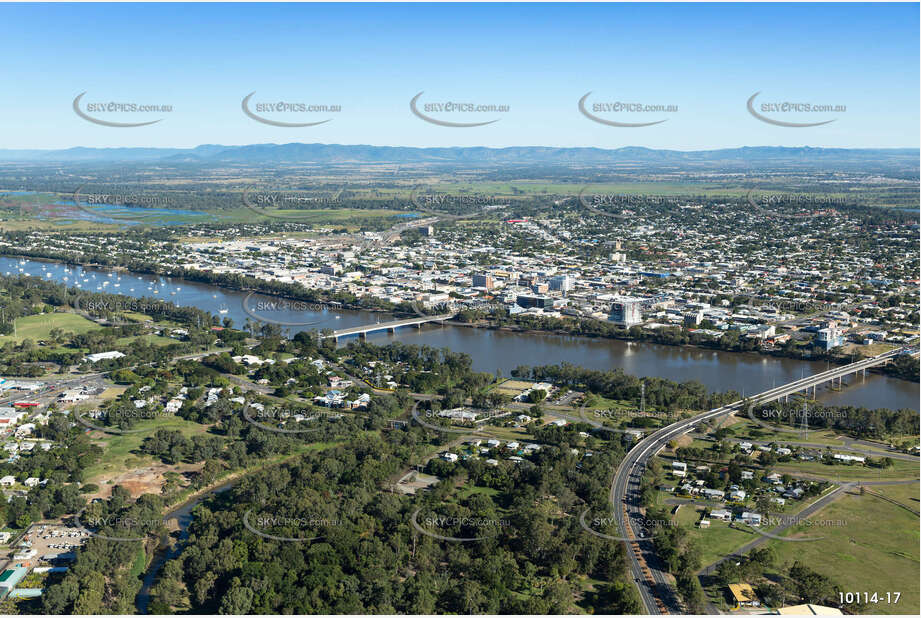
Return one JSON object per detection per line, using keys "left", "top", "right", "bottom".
{"left": 218, "top": 303, "right": 229, "bottom": 315}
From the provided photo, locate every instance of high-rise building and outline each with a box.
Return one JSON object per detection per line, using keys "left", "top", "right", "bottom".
{"left": 472, "top": 274, "right": 494, "bottom": 289}
{"left": 610, "top": 298, "right": 643, "bottom": 326}
{"left": 549, "top": 275, "right": 572, "bottom": 292}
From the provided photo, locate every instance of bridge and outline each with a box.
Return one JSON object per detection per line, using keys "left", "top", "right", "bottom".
{"left": 321, "top": 313, "right": 456, "bottom": 341}
{"left": 611, "top": 346, "right": 918, "bottom": 614}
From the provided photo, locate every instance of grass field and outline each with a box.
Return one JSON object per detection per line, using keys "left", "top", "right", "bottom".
{"left": 869, "top": 482, "right": 921, "bottom": 510}
{"left": 0, "top": 312, "right": 101, "bottom": 343}
{"left": 82, "top": 414, "right": 213, "bottom": 481}
{"left": 115, "top": 333, "right": 178, "bottom": 346}
{"left": 686, "top": 518, "right": 760, "bottom": 567}
{"left": 774, "top": 458, "right": 919, "bottom": 481}
{"left": 767, "top": 484, "right": 920, "bottom": 615}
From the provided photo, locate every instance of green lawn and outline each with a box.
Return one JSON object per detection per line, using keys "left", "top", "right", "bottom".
{"left": 774, "top": 458, "right": 919, "bottom": 481}
{"left": 766, "top": 484, "right": 920, "bottom": 615}
{"left": 686, "top": 519, "right": 760, "bottom": 567}
{"left": 82, "top": 414, "right": 213, "bottom": 481}
{"left": 0, "top": 312, "right": 101, "bottom": 343}
{"left": 456, "top": 484, "right": 500, "bottom": 500}
{"left": 115, "top": 333, "right": 178, "bottom": 346}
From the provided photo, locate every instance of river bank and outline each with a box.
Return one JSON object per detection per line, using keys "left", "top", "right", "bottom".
{"left": 1, "top": 256, "right": 917, "bottom": 411}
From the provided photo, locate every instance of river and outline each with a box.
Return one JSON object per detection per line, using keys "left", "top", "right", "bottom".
{"left": 1, "top": 256, "right": 917, "bottom": 411}
{"left": 135, "top": 481, "right": 235, "bottom": 614}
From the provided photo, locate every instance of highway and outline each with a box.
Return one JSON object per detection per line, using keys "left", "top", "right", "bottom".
{"left": 610, "top": 346, "right": 917, "bottom": 614}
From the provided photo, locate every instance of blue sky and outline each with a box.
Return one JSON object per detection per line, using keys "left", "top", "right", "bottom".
{"left": 1, "top": 2, "right": 917, "bottom": 150}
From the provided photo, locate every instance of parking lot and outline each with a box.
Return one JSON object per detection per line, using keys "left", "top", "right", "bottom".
{"left": 13, "top": 524, "right": 88, "bottom": 565}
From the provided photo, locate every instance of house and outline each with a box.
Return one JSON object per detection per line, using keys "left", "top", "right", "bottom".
{"left": 0, "top": 475, "right": 16, "bottom": 487}
{"left": 729, "top": 489, "right": 747, "bottom": 502}
{"left": 486, "top": 439, "right": 501, "bottom": 448}
{"left": 784, "top": 487, "right": 805, "bottom": 499}
{"left": 548, "top": 419, "right": 567, "bottom": 427}
{"left": 24, "top": 477, "right": 40, "bottom": 488}
{"left": 833, "top": 453, "right": 866, "bottom": 464}
{"left": 728, "top": 583, "right": 760, "bottom": 608}
{"left": 59, "top": 390, "right": 89, "bottom": 404}
{"left": 506, "top": 441, "right": 520, "bottom": 450}
{"left": 440, "top": 452, "right": 458, "bottom": 463}
{"left": 740, "top": 512, "right": 762, "bottom": 526}
{"left": 0, "top": 407, "right": 27, "bottom": 425}
{"left": 710, "top": 509, "right": 732, "bottom": 521}
{"left": 699, "top": 519, "right": 710, "bottom": 528}
{"left": 776, "top": 447, "right": 793, "bottom": 456}
{"left": 739, "top": 441, "right": 753, "bottom": 453}
{"left": 771, "top": 497, "right": 786, "bottom": 506}
{"left": 516, "top": 414, "right": 532, "bottom": 423}
{"left": 701, "top": 488, "right": 725, "bottom": 500}
{"left": 12, "top": 548, "right": 36, "bottom": 560}
{"left": 347, "top": 393, "right": 371, "bottom": 409}
{"left": 741, "top": 470, "right": 754, "bottom": 480}
{"left": 485, "top": 458, "right": 499, "bottom": 467}
{"left": 671, "top": 461, "right": 688, "bottom": 472}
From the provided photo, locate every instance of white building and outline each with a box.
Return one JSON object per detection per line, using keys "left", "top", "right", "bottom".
{"left": 84, "top": 351, "right": 126, "bottom": 363}
{"left": 610, "top": 297, "right": 644, "bottom": 327}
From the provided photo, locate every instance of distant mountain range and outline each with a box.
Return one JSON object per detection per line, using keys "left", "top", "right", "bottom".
{"left": 0, "top": 143, "right": 917, "bottom": 168}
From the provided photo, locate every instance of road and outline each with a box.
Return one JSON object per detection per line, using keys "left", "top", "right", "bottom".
{"left": 711, "top": 435, "right": 920, "bottom": 462}
{"left": 609, "top": 346, "right": 917, "bottom": 614}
